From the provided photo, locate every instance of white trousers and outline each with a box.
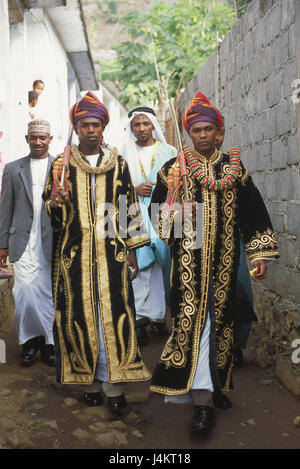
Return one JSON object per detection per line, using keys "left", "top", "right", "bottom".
{"left": 94, "top": 300, "right": 109, "bottom": 382}
{"left": 165, "top": 314, "right": 213, "bottom": 404}
{"left": 132, "top": 261, "right": 166, "bottom": 323}
{"left": 92, "top": 300, "right": 125, "bottom": 396}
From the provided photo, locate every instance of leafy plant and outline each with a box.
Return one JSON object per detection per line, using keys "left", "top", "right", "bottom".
{"left": 99, "top": 58, "right": 121, "bottom": 82}
{"left": 101, "top": 0, "right": 236, "bottom": 108}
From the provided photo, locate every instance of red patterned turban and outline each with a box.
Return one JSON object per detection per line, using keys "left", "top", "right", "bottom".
{"left": 182, "top": 91, "right": 223, "bottom": 132}
{"left": 70, "top": 91, "right": 109, "bottom": 127}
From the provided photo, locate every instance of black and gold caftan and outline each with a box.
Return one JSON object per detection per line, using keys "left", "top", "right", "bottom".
{"left": 149, "top": 150, "right": 279, "bottom": 396}
{"left": 43, "top": 145, "right": 151, "bottom": 385}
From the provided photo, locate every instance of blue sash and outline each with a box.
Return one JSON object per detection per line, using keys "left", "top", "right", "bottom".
{"left": 136, "top": 142, "right": 177, "bottom": 303}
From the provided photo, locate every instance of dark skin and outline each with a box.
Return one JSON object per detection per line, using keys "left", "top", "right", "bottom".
{"left": 175, "top": 121, "right": 219, "bottom": 222}
{"left": 0, "top": 131, "right": 53, "bottom": 268}
{"left": 215, "top": 128, "right": 225, "bottom": 151}
{"left": 49, "top": 117, "right": 138, "bottom": 279}
{"left": 173, "top": 122, "right": 267, "bottom": 276}
{"left": 215, "top": 127, "right": 267, "bottom": 280}
{"left": 50, "top": 117, "right": 104, "bottom": 208}
{"left": 29, "top": 98, "right": 38, "bottom": 108}
{"left": 25, "top": 131, "right": 53, "bottom": 159}
{"left": 188, "top": 121, "right": 219, "bottom": 159}
{"left": 131, "top": 114, "right": 156, "bottom": 197}
{"left": 33, "top": 82, "right": 44, "bottom": 96}
{"left": 75, "top": 116, "right": 104, "bottom": 155}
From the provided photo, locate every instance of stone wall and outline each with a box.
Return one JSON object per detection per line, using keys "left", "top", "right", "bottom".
{"left": 179, "top": 1, "right": 300, "bottom": 366}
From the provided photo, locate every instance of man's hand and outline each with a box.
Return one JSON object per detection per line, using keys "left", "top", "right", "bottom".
{"left": 127, "top": 250, "right": 138, "bottom": 281}
{"left": 50, "top": 189, "right": 69, "bottom": 208}
{"left": 0, "top": 249, "right": 8, "bottom": 269}
{"left": 252, "top": 259, "right": 268, "bottom": 280}
{"left": 135, "top": 183, "right": 155, "bottom": 197}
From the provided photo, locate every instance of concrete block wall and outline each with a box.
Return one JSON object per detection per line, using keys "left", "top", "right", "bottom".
{"left": 179, "top": 0, "right": 300, "bottom": 352}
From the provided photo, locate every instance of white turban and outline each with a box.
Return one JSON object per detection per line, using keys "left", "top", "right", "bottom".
{"left": 121, "top": 111, "right": 166, "bottom": 187}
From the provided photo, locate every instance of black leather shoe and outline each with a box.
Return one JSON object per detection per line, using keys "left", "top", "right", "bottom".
{"left": 83, "top": 392, "right": 103, "bottom": 407}
{"left": 233, "top": 346, "right": 244, "bottom": 367}
{"left": 192, "top": 406, "right": 215, "bottom": 432}
{"left": 20, "top": 337, "right": 39, "bottom": 366}
{"left": 136, "top": 325, "right": 148, "bottom": 346}
{"left": 151, "top": 322, "right": 170, "bottom": 337}
{"left": 213, "top": 390, "right": 232, "bottom": 409}
{"left": 40, "top": 342, "right": 56, "bottom": 367}
{"left": 107, "top": 394, "right": 127, "bottom": 412}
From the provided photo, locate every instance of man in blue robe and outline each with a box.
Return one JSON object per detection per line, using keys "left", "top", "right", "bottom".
{"left": 122, "top": 107, "right": 177, "bottom": 346}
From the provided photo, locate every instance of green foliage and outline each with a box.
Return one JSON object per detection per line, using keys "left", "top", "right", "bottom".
{"left": 238, "top": 0, "right": 252, "bottom": 17}
{"left": 105, "top": 0, "right": 118, "bottom": 23}
{"left": 119, "top": 83, "right": 159, "bottom": 108}
{"left": 227, "top": 0, "right": 252, "bottom": 17}
{"left": 99, "top": 58, "right": 121, "bottom": 82}
{"left": 95, "top": 0, "right": 103, "bottom": 12}
{"left": 101, "top": 0, "right": 236, "bottom": 108}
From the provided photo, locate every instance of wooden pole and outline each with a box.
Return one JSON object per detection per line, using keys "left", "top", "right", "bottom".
{"left": 59, "top": 127, "right": 73, "bottom": 189}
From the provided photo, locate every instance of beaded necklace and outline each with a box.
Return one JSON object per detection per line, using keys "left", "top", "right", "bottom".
{"left": 184, "top": 146, "right": 242, "bottom": 191}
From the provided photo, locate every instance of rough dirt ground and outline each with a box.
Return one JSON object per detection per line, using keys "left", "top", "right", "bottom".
{"left": 0, "top": 316, "right": 300, "bottom": 450}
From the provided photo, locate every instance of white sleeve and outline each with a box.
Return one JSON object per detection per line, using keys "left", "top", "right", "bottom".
{"left": 251, "top": 257, "right": 275, "bottom": 264}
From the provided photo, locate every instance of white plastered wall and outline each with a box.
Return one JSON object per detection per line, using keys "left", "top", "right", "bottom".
{"left": 1, "top": 7, "right": 76, "bottom": 166}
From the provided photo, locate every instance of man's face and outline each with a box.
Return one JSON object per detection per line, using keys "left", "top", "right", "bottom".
{"left": 75, "top": 117, "right": 104, "bottom": 147}
{"left": 131, "top": 114, "right": 154, "bottom": 145}
{"left": 33, "top": 83, "right": 44, "bottom": 96}
{"left": 215, "top": 128, "right": 225, "bottom": 150}
{"left": 188, "top": 121, "right": 218, "bottom": 154}
{"left": 25, "top": 132, "right": 52, "bottom": 158}
{"left": 29, "top": 99, "right": 38, "bottom": 108}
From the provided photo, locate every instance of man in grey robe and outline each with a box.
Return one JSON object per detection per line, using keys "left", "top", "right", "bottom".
{"left": 0, "top": 120, "right": 55, "bottom": 366}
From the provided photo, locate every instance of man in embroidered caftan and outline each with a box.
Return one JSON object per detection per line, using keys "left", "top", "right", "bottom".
{"left": 0, "top": 120, "right": 55, "bottom": 367}
{"left": 122, "top": 106, "right": 177, "bottom": 346}
{"left": 216, "top": 123, "right": 257, "bottom": 368}
{"left": 149, "top": 91, "right": 279, "bottom": 432}
{"left": 43, "top": 92, "right": 151, "bottom": 412}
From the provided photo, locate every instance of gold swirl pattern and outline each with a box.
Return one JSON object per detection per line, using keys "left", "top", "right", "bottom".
{"left": 187, "top": 155, "right": 217, "bottom": 388}
{"left": 158, "top": 166, "right": 169, "bottom": 188}
{"left": 61, "top": 245, "right": 91, "bottom": 374}
{"left": 240, "top": 170, "right": 250, "bottom": 186}
{"left": 160, "top": 173, "right": 197, "bottom": 368}
{"left": 62, "top": 245, "right": 78, "bottom": 268}
{"left": 116, "top": 251, "right": 126, "bottom": 262}
{"left": 245, "top": 228, "right": 277, "bottom": 253}
{"left": 110, "top": 238, "right": 126, "bottom": 263}
{"left": 217, "top": 324, "right": 233, "bottom": 369}
{"left": 118, "top": 252, "right": 138, "bottom": 370}
{"left": 222, "top": 163, "right": 231, "bottom": 175}
{"left": 214, "top": 188, "right": 236, "bottom": 333}
{"left": 44, "top": 173, "right": 52, "bottom": 195}
{"left": 159, "top": 209, "right": 175, "bottom": 244}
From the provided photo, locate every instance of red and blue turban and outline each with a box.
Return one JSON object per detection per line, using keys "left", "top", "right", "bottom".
{"left": 70, "top": 91, "right": 109, "bottom": 127}
{"left": 182, "top": 91, "right": 223, "bottom": 132}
